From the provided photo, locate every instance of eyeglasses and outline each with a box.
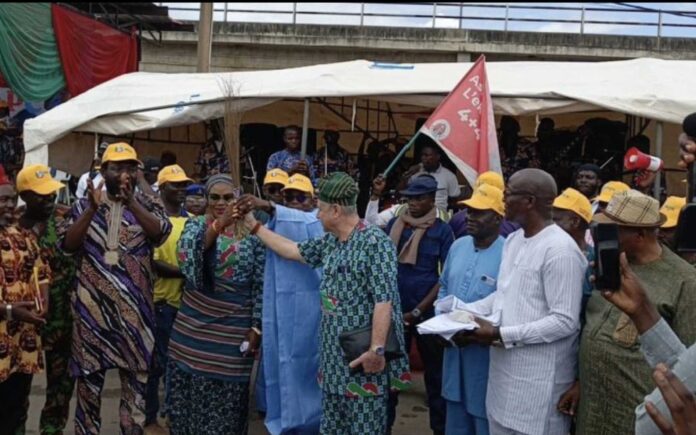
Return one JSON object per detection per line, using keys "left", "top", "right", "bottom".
{"left": 208, "top": 193, "right": 236, "bottom": 203}
{"left": 284, "top": 192, "right": 310, "bottom": 203}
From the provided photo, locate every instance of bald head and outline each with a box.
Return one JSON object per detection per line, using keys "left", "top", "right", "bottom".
{"left": 510, "top": 168, "right": 558, "bottom": 200}
{"left": 505, "top": 169, "right": 557, "bottom": 225}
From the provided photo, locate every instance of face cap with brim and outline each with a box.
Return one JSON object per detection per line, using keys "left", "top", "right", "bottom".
{"left": 593, "top": 181, "right": 630, "bottom": 203}
{"left": 553, "top": 188, "right": 593, "bottom": 224}
{"left": 101, "top": 142, "right": 142, "bottom": 165}
{"left": 282, "top": 174, "right": 314, "bottom": 195}
{"left": 186, "top": 184, "right": 205, "bottom": 197}
{"left": 592, "top": 189, "right": 667, "bottom": 227}
{"left": 460, "top": 183, "right": 505, "bottom": 216}
{"left": 400, "top": 175, "right": 439, "bottom": 197}
{"left": 660, "top": 196, "right": 687, "bottom": 229}
{"left": 16, "top": 164, "right": 64, "bottom": 195}
{"left": 158, "top": 164, "right": 193, "bottom": 186}
{"left": 264, "top": 168, "right": 289, "bottom": 187}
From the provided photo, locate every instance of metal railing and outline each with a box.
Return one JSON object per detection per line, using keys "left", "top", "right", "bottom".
{"left": 159, "top": 2, "right": 696, "bottom": 42}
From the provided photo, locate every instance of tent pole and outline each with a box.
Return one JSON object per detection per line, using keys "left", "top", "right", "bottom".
{"left": 301, "top": 98, "right": 310, "bottom": 159}
{"left": 196, "top": 3, "right": 214, "bottom": 72}
{"left": 654, "top": 121, "right": 663, "bottom": 200}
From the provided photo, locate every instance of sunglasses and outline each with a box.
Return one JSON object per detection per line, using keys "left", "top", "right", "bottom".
{"left": 266, "top": 185, "right": 283, "bottom": 195}
{"left": 208, "top": 193, "right": 236, "bottom": 203}
{"left": 284, "top": 192, "right": 310, "bottom": 203}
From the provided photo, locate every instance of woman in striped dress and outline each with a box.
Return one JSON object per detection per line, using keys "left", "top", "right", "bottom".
{"left": 168, "top": 174, "right": 265, "bottom": 435}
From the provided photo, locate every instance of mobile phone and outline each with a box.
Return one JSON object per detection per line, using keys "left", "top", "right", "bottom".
{"left": 591, "top": 222, "right": 621, "bottom": 291}
{"left": 676, "top": 204, "right": 696, "bottom": 253}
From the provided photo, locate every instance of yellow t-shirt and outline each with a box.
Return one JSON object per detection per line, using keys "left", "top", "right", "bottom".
{"left": 153, "top": 216, "right": 187, "bottom": 308}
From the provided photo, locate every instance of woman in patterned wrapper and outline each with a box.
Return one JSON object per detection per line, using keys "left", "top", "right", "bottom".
{"left": 0, "top": 164, "right": 51, "bottom": 434}
{"left": 167, "top": 174, "right": 265, "bottom": 435}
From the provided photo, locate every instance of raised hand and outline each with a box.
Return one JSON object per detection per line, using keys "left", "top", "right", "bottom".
{"left": 118, "top": 174, "right": 134, "bottom": 205}
{"left": 372, "top": 176, "right": 387, "bottom": 198}
{"left": 646, "top": 364, "right": 696, "bottom": 435}
{"left": 678, "top": 133, "right": 696, "bottom": 168}
{"left": 87, "top": 180, "right": 104, "bottom": 211}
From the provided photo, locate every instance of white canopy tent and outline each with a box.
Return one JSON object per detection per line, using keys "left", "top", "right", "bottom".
{"left": 23, "top": 57, "right": 696, "bottom": 172}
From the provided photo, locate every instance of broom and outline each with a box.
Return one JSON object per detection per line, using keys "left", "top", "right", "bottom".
{"left": 217, "top": 76, "right": 249, "bottom": 239}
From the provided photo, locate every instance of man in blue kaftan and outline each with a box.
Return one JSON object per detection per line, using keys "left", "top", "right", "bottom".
{"left": 437, "top": 183, "right": 505, "bottom": 435}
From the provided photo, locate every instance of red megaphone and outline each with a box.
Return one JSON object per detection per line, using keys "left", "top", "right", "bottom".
{"left": 624, "top": 147, "right": 664, "bottom": 172}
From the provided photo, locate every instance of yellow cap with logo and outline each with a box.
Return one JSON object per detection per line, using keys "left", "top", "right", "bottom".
{"left": 101, "top": 142, "right": 141, "bottom": 165}
{"left": 660, "top": 196, "right": 686, "bottom": 229}
{"left": 16, "top": 164, "right": 64, "bottom": 195}
{"left": 283, "top": 174, "right": 314, "bottom": 195}
{"left": 157, "top": 165, "right": 192, "bottom": 186}
{"left": 263, "top": 169, "right": 289, "bottom": 187}
{"left": 475, "top": 171, "right": 504, "bottom": 191}
{"left": 460, "top": 183, "right": 505, "bottom": 216}
{"left": 594, "top": 181, "right": 630, "bottom": 203}
{"left": 553, "top": 188, "right": 593, "bottom": 224}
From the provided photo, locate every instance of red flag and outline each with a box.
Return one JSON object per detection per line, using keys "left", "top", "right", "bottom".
{"left": 419, "top": 55, "right": 501, "bottom": 186}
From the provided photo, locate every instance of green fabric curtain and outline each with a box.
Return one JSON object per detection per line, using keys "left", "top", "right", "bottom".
{"left": 0, "top": 3, "right": 65, "bottom": 102}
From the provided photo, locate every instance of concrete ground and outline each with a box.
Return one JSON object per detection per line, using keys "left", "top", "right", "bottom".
{"left": 25, "top": 367, "right": 432, "bottom": 435}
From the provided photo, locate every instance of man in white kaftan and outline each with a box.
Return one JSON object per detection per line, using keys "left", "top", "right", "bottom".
{"left": 455, "top": 169, "right": 586, "bottom": 435}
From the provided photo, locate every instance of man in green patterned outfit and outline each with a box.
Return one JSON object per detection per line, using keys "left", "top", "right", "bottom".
{"left": 16, "top": 165, "right": 77, "bottom": 435}
{"left": 240, "top": 172, "right": 411, "bottom": 434}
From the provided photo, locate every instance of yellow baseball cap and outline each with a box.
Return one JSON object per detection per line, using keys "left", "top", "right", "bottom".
{"left": 594, "top": 181, "right": 630, "bottom": 203}
{"left": 282, "top": 174, "right": 314, "bottom": 195}
{"left": 264, "top": 169, "right": 289, "bottom": 187}
{"left": 101, "top": 142, "right": 141, "bottom": 165}
{"left": 660, "top": 196, "right": 686, "bottom": 229}
{"left": 475, "top": 171, "right": 504, "bottom": 191}
{"left": 157, "top": 164, "right": 192, "bottom": 186}
{"left": 460, "top": 183, "right": 505, "bottom": 216}
{"left": 16, "top": 164, "right": 64, "bottom": 195}
{"left": 553, "top": 188, "right": 593, "bottom": 224}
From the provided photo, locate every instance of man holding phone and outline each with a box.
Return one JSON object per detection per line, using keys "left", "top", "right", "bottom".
{"left": 576, "top": 190, "right": 696, "bottom": 435}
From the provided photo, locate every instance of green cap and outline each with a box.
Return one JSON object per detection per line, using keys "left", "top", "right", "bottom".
{"left": 317, "top": 172, "right": 358, "bottom": 206}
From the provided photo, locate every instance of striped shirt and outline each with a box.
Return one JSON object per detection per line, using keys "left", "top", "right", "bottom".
{"left": 62, "top": 195, "right": 172, "bottom": 376}
{"left": 468, "top": 224, "right": 586, "bottom": 435}
{"left": 170, "top": 216, "right": 264, "bottom": 382}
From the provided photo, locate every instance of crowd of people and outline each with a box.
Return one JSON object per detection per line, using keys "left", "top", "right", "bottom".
{"left": 0, "top": 125, "right": 695, "bottom": 435}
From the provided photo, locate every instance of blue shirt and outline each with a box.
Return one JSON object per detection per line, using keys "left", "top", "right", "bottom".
{"left": 384, "top": 217, "right": 454, "bottom": 312}
{"left": 438, "top": 235, "right": 504, "bottom": 418}
{"left": 267, "top": 149, "right": 317, "bottom": 182}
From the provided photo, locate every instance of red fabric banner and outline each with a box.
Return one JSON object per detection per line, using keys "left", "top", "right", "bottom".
{"left": 419, "top": 55, "right": 501, "bottom": 186}
{"left": 51, "top": 4, "right": 138, "bottom": 97}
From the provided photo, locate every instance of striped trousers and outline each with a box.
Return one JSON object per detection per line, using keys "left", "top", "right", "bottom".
{"left": 75, "top": 369, "right": 148, "bottom": 435}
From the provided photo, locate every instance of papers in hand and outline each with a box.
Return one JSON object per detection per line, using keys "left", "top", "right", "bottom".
{"left": 417, "top": 296, "right": 501, "bottom": 340}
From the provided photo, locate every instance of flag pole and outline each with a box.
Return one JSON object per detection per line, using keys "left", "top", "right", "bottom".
{"left": 382, "top": 132, "right": 421, "bottom": 178}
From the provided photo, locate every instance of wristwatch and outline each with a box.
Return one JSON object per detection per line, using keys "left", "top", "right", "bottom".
{"left": 371, "top": 345, "right": 385, "bottom": 357}
{"left": 410, "top": 308, "right": 422, "bottom": 319}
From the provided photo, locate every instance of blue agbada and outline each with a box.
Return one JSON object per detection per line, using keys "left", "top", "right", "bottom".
{"left": 260, "top": 205, "right": 324, "bottom": 435}
{"left": 438, "top": 235, "right": 504, "bottom": 432}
